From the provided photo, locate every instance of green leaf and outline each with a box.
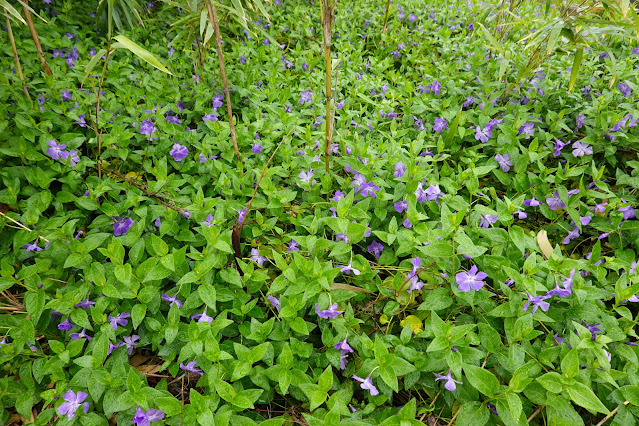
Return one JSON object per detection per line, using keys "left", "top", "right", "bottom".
{"left": 112, "top": 35, "right": 173, "bottom": 75}
{"left": 561, "top": 348, "right": 579, "bottom": 378}
{"left": 568, "top": 47, "right": 583, "bottom": 92}
{"left": 456, "top": 402, "right": 489, "bottom": 426}
{"left": 621, "top": 385, "right": 639, "bottom": 406}
{"left": 477, "top": 323, "right": 501, "bottom": 352}
{"left": 537, "top": 372, "right": 563, "bottom": 393}
{"left": 198, "top": 283, "right": 216, "bottom": 310}
{"left": 380, "top": 364, "right": 398, "bottom": 392}
{"left": 463, "top": 365, "right": 500, "bottom": 397}
{"left": 318, "top": 366, "right": 333, "bottom": 393}
{"left": 566, "top": 382, "right": 610, "bottom": 414}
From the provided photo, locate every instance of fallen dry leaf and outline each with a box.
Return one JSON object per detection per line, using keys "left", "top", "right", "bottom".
{"left": 537, "top": 230, "right": 553, "bottom": 259}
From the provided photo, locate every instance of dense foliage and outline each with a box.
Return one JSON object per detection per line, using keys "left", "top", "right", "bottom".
{"left": 2, "top": 0, "right": 639, "bottom": 424}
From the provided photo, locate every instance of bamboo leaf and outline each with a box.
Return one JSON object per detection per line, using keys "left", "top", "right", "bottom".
{"left": 112, "top": 35, "right": 173, "bottom": 75}
{"left": 477, "top": 22, "right": 505, "bottom": 54}
{"left": 82, "top": 48, "right": 108, "bottom": 85}
{"left": 1, "top": 0, "right": 26, "bottom": 25}
{"left": 568, "top": 47, "right": 583, "bottom": 92}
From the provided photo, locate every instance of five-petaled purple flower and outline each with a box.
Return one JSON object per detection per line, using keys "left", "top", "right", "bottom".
{"left": 479, "top": 214, "right": 498, "bottom": 228}
{"left": 22, "top": 241, "right": 42, "bottom": 252}
{"left": 180, "top": 361, "right": 203, "bottom": 375}
{"left": 57, "top": 390, "right": 89, "bottom": 420}
{"left": 123, "top": 335, "right": 140, "bottom": 355}
{"left": 299, "top": 90, "right": 312, "bottom": 104}
{"left": 161, "top": 293, "right": 183, "bottom": 308}
{"left": 367, "top": 241, "right": 384, "bottom": 258}
{"left": 434, "top": 370, "right": 462, "bottom": 392}
{"left": 335, "top": 336, "right": 354, "bottom": 369}
{"left": 315, "top": 303, "right": 344, "bottom": 319}
{"left": 619, "top": 201, "right": 636, "bottom": 220}
{"left": 58, "top": 317, "right": 74, "bottom": 331}
{"left": 69, "top": 329, "right": 92, "bottom": 341}
{"left": 456, "top": 265, "right": 488, "bottom": 292}
{"left": 394, "top": 200, "right": 408, "bottom": 213}
{"left": 112, "top": 216, "right": 134, "bottom": 236}
{"left": 518, "top": 122, "right": 535, "bottom": 138}
{"left": 139, "top": 119, "right": 157, "bottom": 137}
{"left": 618, "top": 82, "right": 632, "bottom": 97}
{"left": 523, "top": 294, "right": 550, "bottom": 314}
{"left": 433, "top": 117, "right": 448, "bottom": 134}
{"left": 47, "top": 140, "right": 67, "bottom": 160}
{"left": 108, "top": 312, "right": 130, "bottom": 331}
{"left": 394, "top": 162, "right": 406, "bottom": 178}
{"left": 133, "top": 406, "right": 165, "bottom": 426}
{"left": 170, "top": 143, "right": 189, "bottom": 161}
{"left": 352, "top": 373, "right": 379, "bottom": 396}
{"left": 192, "top": 307, "right": 213, "bottom": 323}
{"left": 475, "top": 126, "right": 492, "bottom": 142}
{"left": 340, "top": 261, "right": 361, "bottom": 275}
{"left": 572, "top": 141, "right": 592, "bottom": 157}
{"left": 495, "top": 154, "right": 512, "bottom": 172}
{"left": 251, "top": 248, "right": 267, "bottom": 266}
{"left": 546, "top": 192, "right": 566, "bottom": 211}
{"left": 267, "top": 295, "right": 281, "bottom": 311}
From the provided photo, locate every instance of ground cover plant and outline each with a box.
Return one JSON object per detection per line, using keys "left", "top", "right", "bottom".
{"left": 2, "top": 0, "right": 639, "bottom": 424}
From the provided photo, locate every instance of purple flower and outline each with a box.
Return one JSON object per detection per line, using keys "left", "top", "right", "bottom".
{"left": 333, "top": 191, "right": 346, "bottom": 201}
{"left": 518, "top": 122, "right": 535, "bottom": 139}
{"left": 108, "top": 341, "right": 124, "bottom": 356}
{"left": 523, "top": 197, "right": 541, "bottom": 207}
{"left": 474, "top": 126, "right": 492, "bottom": 142}
{"left": 545, "top": 281, "right": 572, "bottom": 298}
{"left": 287, "top": 240, "right": 300, "bottom": 251}
{"left": 192, "top": 307, "right": 213, "bottom": 323}
{"left": 562, "top": 225, "right": 580, "bottom": 244}
{"left": 394, "top": 200, "right": 408, "bottom": 213}
{"left": 523, "top": 294, "right": 550, "bottom": 314}
{"left": 252, "top": 143, "right": 264, "bottom": 153}
{"left": 352, "top": 373, "right": 379, "bottom": 396}
{"left": 335, "top": 336, "right": 354, "bottom": 353}
{"left": 495, "top": 154, "right": 512, "bottom": 172}
{"left": 358, "top": 181, "right": 380, "bottom": 198}
{"left": 108, "top": 312, "right": 130, "bottom": 331}
{"left": 562, "top": 269, "right": 576, "bottom": 289}
{"left": 237, "top": 207, "right": 247, "bottom": 224}
{"left": 426, "top": 184, "right": 443, "bottom": 203}
{"left": 133, "top": 407, "right": 165, "bottom": 426}
{"left": 479, "top": 214, "right": 498, "bottom": 228}
{"left": 456, "top": 265, "right": 488, "bottom": 292}
{"left": 267, "top": 295, "right": 280, "bottom": 311}
{"left": 47, "top": 140, "right": 67, "bottom": 160}
{"left": 170, "top": 143, "right": 189, "bottom": 161}
{"left": 57, "top": 390, "right": 89, "bottom": 420}
{"left": 513, "top": 210, "right": 527, "bottom": 219}
{"left": 580, "top": 216, "right": 592, "bottom": 226}
{"left": 584, "top": 323, "right": 602, "bottom": 341}
{"left": 250, "top": 248, "right": 267, "bottom": 266}
{"left": 575, "top": 114, "right": 585, "bottom": 131}
{"left": 180, "top": 361, "right": 203, "bottom": 376}
{"left": 339, "top": 261, "right": 361, "bottom": 275}
{"left": 69, "top": 329, "right": 92, "bottom": 341}
{"left": 485, "top": 118, "right": 503, "bottom": 132}
{"left": 572, "top": 141, "right": 592, "bottom": 157}
{"left": 161, "top": 293, "right": 183, "bottom": 308}
{"left": 139, "top": 119, "right": 157, "bottom": 137}
{"left": 22, "top": 242, "right": 42, "bottom": 252}
{"left": 315, "top": 303, "right": 344, "bottom": 319}
{"left": 112, "top": 216, "right": 134, "bottom": 236}
{"left": 464, "top": 96, "right": 475, "bottom": 107}
{"left": 75, "top": 298, "right": 95, "bottom": 309}
{"left": 166, "top": 115, "right": 181, "bottom": 125}
{"left": 61, "top": 89, "right": 73, "bottom": 101}
{"left": 618, "top": 82, "right": 632, "bottom": 97}
{"left": 619, "top": 202, "right": 636, "bottom": 220}
{"left": 123, "top": 335, "right": 140, "bottom": 355}
{"left": 57, "top": 317, "right": 74, "bottom": 331}
{"left": 299, "top": 170, "right": 316, "bottom": 185}
{"left": 394, "top": 162, "right": 406, "bottom": 178}
{"left": 546, "top": 192, "right": 566, "bottom": 211}
{"left": 367, "top": 241, "right": 384, "bottom": 258}
{"left": 202, "top": 214, "right": 214, "bottom": 227}
{"left": 434, "top": 370, "right": 462, "bottom": 392}
{"left": 203, "top": 113, "right": 218, "bottom": 123}
{"left": 413, "top": 116, "right": 425, "bottom": 131}
{"left": 299, "top": 90, "right": 312, "bottom": 104}
{"left": 430, "top": 80, "right": 441, "bottom": 95}
{"left": 154, "top": 217, "right": 162, "bottom": 228}
{"left": 433, "top": 117, "right": 448, "bottom": 134}
{"left": 58, "top": 149, "right": 81, "bottom": 167}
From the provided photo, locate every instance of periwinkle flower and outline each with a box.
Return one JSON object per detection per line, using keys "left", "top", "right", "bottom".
{"left": 523, "top": 197, "right": 541, "bottom": 207}
{"left": 315, "top": 303, "right": 344, "bottom": 319}
{"left": 523, "top": 294, "right": 550, "bottom": 313}
{"left": 495, "top": 154, "right": 512, "bottom": 172}
{"left": 287, "top": 240, "right": 300, "bottom": 251}
{"left": 518, "top": 122, "right": 535, "bottom": 138}
{"left": 394, "top": 200, "right": 408, "bottom": 213}
{"left": 123, "top": 335, "right": 139, "bottom": 355}
{"left": 561, "top": 225, "right": 580, "bottom": 244}
{"left": 139, "top": 119, "right": 157, "bottom": 137}
{"left": 61, "top": 89, "right": 73, "bottom": 101}
{"left": 112, "top": 216, "right": 134, "bottom": 236}
{"left": 619, "top": 202, "right": 636, "bottom": 220}
{"left": 434, "top": 370, "right": 462, "bottom": 392}
{"left": 108, "top": 312, "right": 130, "bottom": 331}
{"left": 267, "top": 295, "right": 281, "bottom": 311}
{"left": 456, "top": 265, "right": 488, "bottom": 292}
{"left": 339, "top": 261, "right": 361, "bottom": 275}
{"left": 133, "top": 407, "right": 165, "bottom": 426}
{"left": 180, "top": 361, "right": 203, "bottom": 375}
{"left": 22, "top": 242, "right": 42, "bottom": 252}
{"left": 57, "top": 390, "right": 89, "bottom": 420}
{"left": 352, "top": 373, "right": 379, "bottom": 396}
{"left": 192, "top": 307, "right": 213, "bottom": 323}
{"left": 252, "top": 143, "right": 264, "bottom": 153}
{"left": 575, "top": 114, "right": 585, "bottom": 131}
{"left": 425, "top": 184, "right": 443, "bottom": 203}
{"left": 161, "top": 293, "right": 183, "bottom": 308}
{"left": 75, "top": 298, "right": 95, "bottom": 309}
{"left": 572, "top": 141, "right": 592, "bottom": 157}
{"left": 474, "top": 125, "right": 492, "bottom": 142}
{"left": 170, "top": 143, "right": 189, "bottom": 161}
{"left": 394, "top": 162, "right": 406, "bottom": 178}
{"left": 57, "top": 317, "right": 74, "bottom": 331}
{"left": 618, "top": 82, "right": 632, "bottom": 97}
{"left": 47, "top": 140, "right": 67, "bottom": 160}
{"left": 367, "top": 241, "right": 384, "bottom": 258}
{"left": 546, "top": 192, "right": 566, "bottom": 211}
{"left": 479, "top": 214, "right": 498, "bottom": 228}
{"left": 250, "top": 248, "right": 267, "bottom": 266}
{"left": 433, "top": 117, "right": 448, "bottom": 133}
{"left": 69, "top": 329, "right": 92, "bottom": 341}
{"left": 299, "top": 90, "right": 312, "bottom": 104}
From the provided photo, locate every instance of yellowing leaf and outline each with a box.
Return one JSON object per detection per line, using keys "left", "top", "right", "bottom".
{"left": 400, "top": 315, "right": 423, "bottom": 334}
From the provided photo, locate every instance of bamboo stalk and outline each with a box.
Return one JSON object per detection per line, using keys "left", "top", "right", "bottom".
{"left": 382, "top": 0, "right": 391, "bottom": 33}
{"left": 205, "top": 0, "right": 240, "bottom": 161}
{"left": 21, "top": 0, "right": 52, "bottom": 76}
{"left": 4, "top": 11, "right": 31, "bottom": 100}
{"left": 322, "top": 0, "right": 335, "bottom": 174}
